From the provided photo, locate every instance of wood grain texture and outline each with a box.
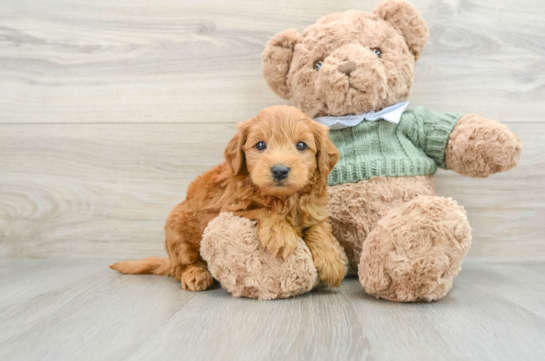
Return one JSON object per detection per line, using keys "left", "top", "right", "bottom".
{"left": 0, "top": 122, "right": 543, "bottom": 260}
{"left": 0, "top": 0, "right": 544, "bottom": 260}
{"left": 0, "top": 122, "right": 233, "bottom": 258}
{"left": 0, "top": 258, "right": 544, "bottom": 361}
{"left": 0, "top": 0, "right": 544, "bottom": 124}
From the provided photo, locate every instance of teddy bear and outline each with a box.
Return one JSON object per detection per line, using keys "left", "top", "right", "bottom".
{"left": 256, "top": 0, "right": 522, "bottom": 302}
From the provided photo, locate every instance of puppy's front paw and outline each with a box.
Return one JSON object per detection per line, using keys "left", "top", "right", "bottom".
{"left": 313, "top": 248, "right": 345, "bottom": 288}
{"left": 258, "top": 222, "right": 299, "bottom": 260}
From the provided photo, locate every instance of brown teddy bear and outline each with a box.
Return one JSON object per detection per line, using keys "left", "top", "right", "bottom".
{"left": 259, "top": 0, "right": 522, "bottom": 301}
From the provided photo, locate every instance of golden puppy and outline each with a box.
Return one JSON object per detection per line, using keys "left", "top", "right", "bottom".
{"left": 110, "top": 105, "right": 345, "bottom": 291}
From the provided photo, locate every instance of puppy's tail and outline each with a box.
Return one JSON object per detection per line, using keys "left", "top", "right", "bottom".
{"left": 109, "top": 257, "right": 173, "bottom": 276}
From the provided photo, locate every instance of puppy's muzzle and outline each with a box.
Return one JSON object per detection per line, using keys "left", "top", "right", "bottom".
{"left": 271, "top": 164, "right": 290, "bottom": 181}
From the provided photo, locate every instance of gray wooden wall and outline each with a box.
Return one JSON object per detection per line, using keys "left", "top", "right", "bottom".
{"left": 1, "top": 0, "right": 544, "bottom": 261}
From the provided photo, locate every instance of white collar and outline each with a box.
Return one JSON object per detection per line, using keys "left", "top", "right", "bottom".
{"left": 313, "top": 102, "right": 410, "bottom": 130}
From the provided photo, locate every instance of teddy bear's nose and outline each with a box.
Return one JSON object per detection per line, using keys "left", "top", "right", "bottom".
{"left": 337, "top": 61, "right": 356, "bottom": 76}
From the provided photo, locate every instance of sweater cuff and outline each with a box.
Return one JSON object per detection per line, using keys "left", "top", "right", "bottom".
{"left": 425, "top": 112, "right": 463, "bottom": 169}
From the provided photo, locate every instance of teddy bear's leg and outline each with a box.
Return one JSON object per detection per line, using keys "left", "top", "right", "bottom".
{"left": 327, "top": 182, "right": 378, "bottom": 275}
{"left": 359, "top": 196, "right": 472, "bottom": 302}
{"left": 327, "top": 177, "right": 438, "bottom": 275}
{"left": 200, "top": 212, "right": 320, "bottom": 300}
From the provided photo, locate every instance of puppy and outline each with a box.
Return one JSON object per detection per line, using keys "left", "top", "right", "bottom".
{"left": 110, "top": 105, "right": 345, "bottom": 291}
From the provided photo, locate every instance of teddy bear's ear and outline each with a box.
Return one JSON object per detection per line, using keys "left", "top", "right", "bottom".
{"left": 373, "top": 0, "right": 429, "bottom": 60}
{"left": 262, "top": 29, "right": 301, "bottom": 99}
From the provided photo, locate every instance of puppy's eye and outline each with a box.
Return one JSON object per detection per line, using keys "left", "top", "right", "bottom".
{"left": 296, "top": 142, "right": 307, "bottom": 151}
{"left": 315, "top": 61, "right": 323, "bottom": 71}
{"left": 256, "top": 141, "right": 267, "bottom": 151}
{"left": 371, "top": 47, "right": 382, "bottom": 58}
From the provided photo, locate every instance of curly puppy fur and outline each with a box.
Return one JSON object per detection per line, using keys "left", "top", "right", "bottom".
{"left": 262, "top": 0, "right": 522, "bottom": 302}
{"left": 201, "top": 213, "right": 349, "bottom": 300}
{"left": 110, "top": 105, "right": 346, "bottom": 292}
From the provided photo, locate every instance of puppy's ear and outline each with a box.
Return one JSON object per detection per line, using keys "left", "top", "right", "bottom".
{"left": 373, "top": 0, "right": 429, "bottom": 60}
{"left": 224, "top": 121, "right": 250, "bottom": 176}
{"left": 313, "top": 122, "right": 339, "bottom": 176}
{"left": 262, "top": 29, "right": 301, "bottom": 100}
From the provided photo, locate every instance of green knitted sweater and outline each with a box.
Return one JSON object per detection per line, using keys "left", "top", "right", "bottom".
{"left": 327, "top": 106, "right": 462, "bottom": 186}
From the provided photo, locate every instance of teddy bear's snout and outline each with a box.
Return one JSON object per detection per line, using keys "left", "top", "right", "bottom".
{"left": 315, "top": 44, "right": 388, "bottom": 115}
{"left": 337, "top": 61, "right": 357, "bottom": 76}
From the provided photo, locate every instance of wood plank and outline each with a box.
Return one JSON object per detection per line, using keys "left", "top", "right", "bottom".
{"left": 0, "top": 0, "right": 543, "bottom": 124}
{"left": 0, "top": 258, "right": 544, "bottom": 361}
{"left": 0, "top": 122, "right": 542, "bottom": 260}
{"left": 0, "top": 122, "right": 234, "bottom": 259}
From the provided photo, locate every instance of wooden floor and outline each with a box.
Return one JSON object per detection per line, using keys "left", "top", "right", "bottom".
{"left": 0, "top": 258, "right": 544, "bottom": 361}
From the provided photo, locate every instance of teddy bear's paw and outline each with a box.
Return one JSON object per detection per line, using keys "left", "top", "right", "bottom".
{"left": 446, "top": 114, "right": 522, "bottom": 178}
{"left": 359, "top": 195, "right": 472, "bottom": 302}
{"left": 200, "top": 213, "right": 318, "bottom": 300}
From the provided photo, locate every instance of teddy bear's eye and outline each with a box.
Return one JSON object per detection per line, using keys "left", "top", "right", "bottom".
{"left": 371, "top": 47, "right": 382, "bottom": 58}
{"left": 315, "top": 61, "right": 323, "bottom": 71}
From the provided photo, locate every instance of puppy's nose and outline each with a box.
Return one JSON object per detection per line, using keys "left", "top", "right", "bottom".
{"left": 271, "top": 165, "right": 290, "bottom": 181}
{"left": 337, "top": 61, "right": 356, "bottom": 76}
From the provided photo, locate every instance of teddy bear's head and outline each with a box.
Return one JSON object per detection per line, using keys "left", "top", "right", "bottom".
{"left": 262, "top": 0, "right": 429, "bottom": 118}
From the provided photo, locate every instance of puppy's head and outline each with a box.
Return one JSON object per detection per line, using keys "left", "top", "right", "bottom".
{"left": 225, "top": 105, "right": 338, "bottom": 197}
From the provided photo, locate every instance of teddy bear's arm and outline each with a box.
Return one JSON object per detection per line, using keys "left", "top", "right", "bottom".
{"left": 444, "top": 114, "right": 522, "bottom": 178}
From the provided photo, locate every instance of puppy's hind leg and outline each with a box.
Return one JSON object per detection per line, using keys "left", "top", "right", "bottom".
{"left": 165, "top": 217, "right": 214, "bottom": 292}
{"left": 181, "top": 262, "right": 214, "bottom": 291}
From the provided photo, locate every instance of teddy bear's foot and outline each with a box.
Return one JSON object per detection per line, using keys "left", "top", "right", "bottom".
{"left": 200, "top": 212, "right": 319, "bottom": 300}
{"left": 359, "top": 196, "right": 472, "bottom": 302}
